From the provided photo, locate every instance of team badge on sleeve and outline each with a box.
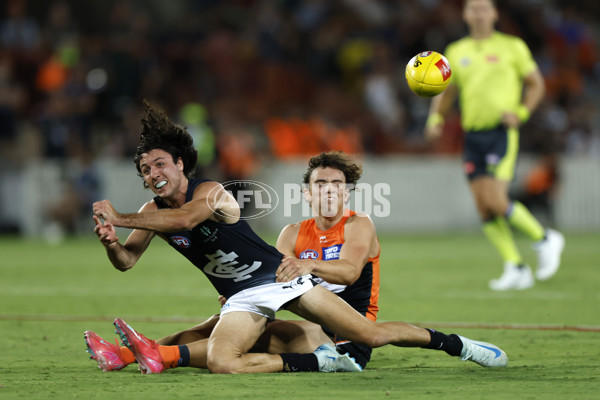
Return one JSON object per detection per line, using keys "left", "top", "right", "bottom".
{"left": 171, "top": 236, "right": 191, "bottom": 249}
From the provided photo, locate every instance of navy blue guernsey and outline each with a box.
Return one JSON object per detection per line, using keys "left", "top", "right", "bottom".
{"left": 154, "top": 178, "right": 283, "bottom": 298}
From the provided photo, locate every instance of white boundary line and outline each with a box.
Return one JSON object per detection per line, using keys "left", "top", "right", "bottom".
{"left": 1, "top": 314, "right": 599, "bottom": 332}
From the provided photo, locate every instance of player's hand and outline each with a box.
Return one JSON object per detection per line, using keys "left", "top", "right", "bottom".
{"left": 501, "top": 111, "right": 520, "bottom": 129}
{"left": 425, "top": 123, "right": 443, "bottom": 141}
{"left": 93, "top": 200, "right": 118, "bottom": 222}
{"left": 276, "top": 256, "right": 313, "bottom": 282}
{"left": 93, "top": 215, "right": 119, "bottom": 246}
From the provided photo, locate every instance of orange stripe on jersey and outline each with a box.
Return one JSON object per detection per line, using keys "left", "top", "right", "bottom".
{"left": 294, "top": 210, "right": 380, "bottom": 321}
{"left": 367, "top": 240, "right": 380, "bottom": 322}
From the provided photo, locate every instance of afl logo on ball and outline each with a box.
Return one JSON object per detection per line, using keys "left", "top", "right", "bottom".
{"left": 419, "top": 51, "right": 433, "bottom": 57}
{"left": 435, "top": 58, "right": 452, "bottom": 81}
{"left": 299, "top": 249, "right": 319, "bottom": 259}
{"left": 171, "top": 236, "right": 191, "bottom": 249}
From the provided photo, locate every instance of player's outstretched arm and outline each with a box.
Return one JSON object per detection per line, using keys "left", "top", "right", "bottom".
{"left": 93, "top": 202, "right": 156, "bottom": 271}
{"left": 93, "top": 182, "right": 239, "bottom": 233}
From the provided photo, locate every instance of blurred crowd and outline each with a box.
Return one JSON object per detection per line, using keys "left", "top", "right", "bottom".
{"left": 0, "top": 0, "right": 598, "bottom": 233}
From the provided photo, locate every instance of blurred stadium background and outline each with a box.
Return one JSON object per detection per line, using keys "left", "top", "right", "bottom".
{"left": 0, "top": 0, "right": 599, "bottom": 239}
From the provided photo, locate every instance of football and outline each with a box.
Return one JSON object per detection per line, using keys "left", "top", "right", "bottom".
{"left": 405, "top": 51, "right": 451, "bottom": 97}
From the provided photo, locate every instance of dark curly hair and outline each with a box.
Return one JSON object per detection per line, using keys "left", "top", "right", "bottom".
{"left": 134, "top": 100, "right": 198, "bottom": 188}
{"left": 302, "top": 151, "right": 363, "bottom": 187}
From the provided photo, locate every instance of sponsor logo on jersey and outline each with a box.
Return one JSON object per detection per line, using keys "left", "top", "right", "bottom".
{"left": 171, "top": 235, "right": 191, "bottom": 249}
{"left": 322, "top": 244, "right": 342, "bottom": 261}
{"left": 198, "top": 226, "right": 219, "bottom": 243}
{"left": 460, "top": 57, "right": 471, "bottom": 67}
{"left": 319, "top": 235, "right": 328, "bottom": 243}
{"left": 299, "top": 249, "right": 319, "bottom": 259}
{"left": 419, "top": 51, "right": 433, "bottom": 57}
{"left": 435, "top": 58, "right": 452, "bottom": 81}
{"left": 486, "top": 54, "right": 499, "bottom": 63}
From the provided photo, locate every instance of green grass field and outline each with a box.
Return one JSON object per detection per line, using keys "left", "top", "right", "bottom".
{"left": 1, "top": 232, "right": 599, "bottom": 399}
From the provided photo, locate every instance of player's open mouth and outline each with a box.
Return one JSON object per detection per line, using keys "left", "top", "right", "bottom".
{"left": 155, "top": 180, "right": 167, "bottom": 189}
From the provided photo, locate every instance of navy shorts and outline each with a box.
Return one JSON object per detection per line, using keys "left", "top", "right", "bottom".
{"left": 463, "top": 125, "right": 519, "bottom": 181}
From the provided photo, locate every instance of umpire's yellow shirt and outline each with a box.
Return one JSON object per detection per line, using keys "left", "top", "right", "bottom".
{"left": 444, "top": 31, "right": 538, "bottom": 131}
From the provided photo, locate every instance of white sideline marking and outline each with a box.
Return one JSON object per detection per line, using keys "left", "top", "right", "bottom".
{"left": 1, "top": 314, "right": 599, "bottom": 332}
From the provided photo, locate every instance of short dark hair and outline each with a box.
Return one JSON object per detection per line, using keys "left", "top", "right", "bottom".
{"left": 303, "top": 151, "right": 363, "bottom": 186}
{"left": 134, "top": 100, "right": 198, "bottom": 188}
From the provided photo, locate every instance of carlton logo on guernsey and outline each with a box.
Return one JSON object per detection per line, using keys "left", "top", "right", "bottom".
{"left": 203, "top": 249, "right": 262, "bottom": 282}
{"left": 155, "top": 178, "right": 285, "bottom": 299}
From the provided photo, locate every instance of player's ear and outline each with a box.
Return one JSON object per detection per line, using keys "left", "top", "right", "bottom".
{"left": 342, "top": 181, "right": 354, "bottom": 204}
{"left": 177, "top": 157, "right": 184, "bottom": 171}
{"left": 302, "top": 183, "right": 312, "bottom": 203}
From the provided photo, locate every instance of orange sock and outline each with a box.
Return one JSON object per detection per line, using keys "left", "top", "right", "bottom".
{"left": 120, "top": 346, "right": 136, "bottom": 365}
{"left": 118, "top": 345, "right": 188, "bottom": 369}
{"left": 158, "top": 345, "right": 181, "bottom": 369}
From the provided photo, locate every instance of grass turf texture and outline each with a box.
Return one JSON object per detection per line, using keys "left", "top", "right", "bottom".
{"left": 1, "top": 233, "right": 599, "bottom": 399}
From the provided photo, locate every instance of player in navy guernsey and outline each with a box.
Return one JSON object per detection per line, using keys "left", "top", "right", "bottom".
{"left": 86, "top": 101, "right": 509, "bottom": 375}
{"left": 154, "top": 177, "right": 283, "bottom": 299}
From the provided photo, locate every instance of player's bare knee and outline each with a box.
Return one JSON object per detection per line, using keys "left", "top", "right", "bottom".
{"left": 352, "top": 326, "right": 388, "bottom": 348}
{"left": 370, "top": 332, "right": 391, "bottom": 348}
{"left": 207, "top": 355, "right": 242, "bottom": 374}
